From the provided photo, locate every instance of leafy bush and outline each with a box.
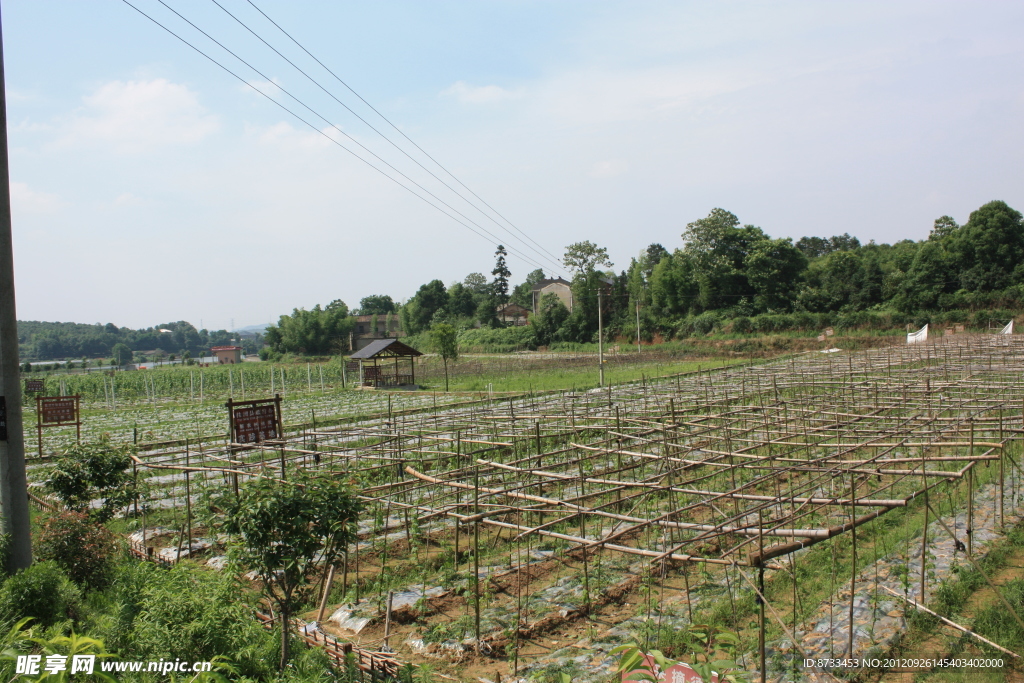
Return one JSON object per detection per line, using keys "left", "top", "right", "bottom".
{"left": 457, "top": 325, "right": 537, "bottom": 352}
{"left": 689, "top": 312, "right": 719, "bottom": 336}
{"left": 118, "top": 563, "right": 277, "bottom": 678}
{"left": 0, "top": 561, "right": 81, "bottom": 629}
{"left": 36, "top": 511, "right": 120, "bottom": 590}
{"left": 730, "top": 316, "right": 751, "bottom": 334}
{"left": 46, "top": 436, "right": 137, "bottom": 523}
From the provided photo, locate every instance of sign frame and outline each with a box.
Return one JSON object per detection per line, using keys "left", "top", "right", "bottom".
{"left": 226, "top": 395, "right": 283, "bottom": 446}
{"left": 36, "top": 394, "right": 81, "bottom": 457}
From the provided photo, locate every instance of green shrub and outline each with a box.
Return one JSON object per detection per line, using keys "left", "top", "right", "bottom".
{"left": 123, "top": 563, "right": 276, "bottom": 678}
{"left": 457, "top": 325, "right": 537, "bottom": 352}
{"left": 36, "top": 511, "right": 120, "bottom": 590}
{"left": 45, "top": 436, "right": 137, "bottom": 523}
{"left": 731, "top": 316, "right": 751, "bottom": 334}
{"left": 679, "top": 312, "right": 720, "bottom": 337}
{"left": 0, "top": 561, "right": 81, "bottom": 628}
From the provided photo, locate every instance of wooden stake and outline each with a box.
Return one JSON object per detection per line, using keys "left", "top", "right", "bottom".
{"left": 383, "top": 590, "right": 394, "bottom": 649}
{"left": 318, "top": 564, "right": 337, "bottom": 622}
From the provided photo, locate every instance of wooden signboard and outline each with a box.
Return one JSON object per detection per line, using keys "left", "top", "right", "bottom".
{"left": 227, "top": 395, "right": 283, "bottom": 445}
{"left": 24, "top": 379, "right": 44, "bottom": 393}
{"left": 36, "top": 395, "right": 81, "bottom": 457}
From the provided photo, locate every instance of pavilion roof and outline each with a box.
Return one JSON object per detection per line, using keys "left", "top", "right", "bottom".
{"left": 349, "top": 339, "right": 423, "bottom": 359}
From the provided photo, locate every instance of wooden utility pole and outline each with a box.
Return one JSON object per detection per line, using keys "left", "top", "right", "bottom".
{"left": 0, "top": 4, "right": 31, "bottom": 573}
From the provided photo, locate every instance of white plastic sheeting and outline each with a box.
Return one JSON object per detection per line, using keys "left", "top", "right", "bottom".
{"left": 907, "top": 324, "right": 929, "bottom": 344}
{"left": 1001, "top": 320, "right": 1014, "bottom": 335}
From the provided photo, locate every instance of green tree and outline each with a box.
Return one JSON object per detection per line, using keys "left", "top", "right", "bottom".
{"left": 358, "top": 295, "right": 396, "bottom": 315}
{"left": 510, "top": 269, "right": 546, "bottom": 308}
{"left": 531, "top": 293, "right": 570, "bottom": 346}
{"left": 45, "top": 437, "right": 137, "bottom": 523}
{"left": 649, "top": 251, "right": 699, "bottom": 317}
{"left": 111, "top": 343, "right": 132, "bottom": 367}
{"left": 462, "top": 272, "right": 489, "bottom": 294}
{"left": 796, "top": 233, "right": 861, "bottom": 258}
{"left": 641, "top": 243, "right": 668, "bottom": 282}
{"left": 401, "top": 280, "right": 449, "bottom": 335}
{"left": 947, "top": 200, "right": 1024, "bottom": 291}
{"left": 263, "top": 303, "right": 355, "bottom": 355}
{"left": 224, "top": 472, "right": 360, "bottom": 670}
{"left": 893, "top": 239, "right": 952, "bottom": 312}
{"left": 563, "top": 241, "right": 612, "bottom": 275}
{"left": 681, "top": 208, "right": 764, "bottom": 311}
{"left": 491, "top": 245, "right": 511, "bottom": 303}
{"left": 930, "top": 215, "right": 959, "bottom": 241}
{"left": 431, "top": 323, "right": 459, "bottom": 391}
{"left": 745, "top": 237, "right": 807, "bottom": 312}
{"left": 445, "top": 282, "right": 478, "bottom": 319}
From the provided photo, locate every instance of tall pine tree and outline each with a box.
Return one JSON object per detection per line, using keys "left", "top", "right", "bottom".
{"left": 492, "top": 244, "right": 511, "bottom": 304}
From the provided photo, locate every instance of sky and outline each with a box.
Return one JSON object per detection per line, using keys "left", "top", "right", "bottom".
{"left": 3, "top": 1, "right": 1023, "bottom": 330}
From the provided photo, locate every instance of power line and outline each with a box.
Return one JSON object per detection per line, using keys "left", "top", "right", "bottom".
{"left": 209, "top": 0, "right": 566, "bottom": 277}
{"left": 143, "top": 0, "right": 554, "bottom": 276}
{"left": 245, "top": 0, "right": 565, "bottom": 270}
{"left": 120, "top": 1, "right": 552, "bottom": 276}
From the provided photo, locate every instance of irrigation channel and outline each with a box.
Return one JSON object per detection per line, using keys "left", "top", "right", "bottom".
{"left": 29, "top": 334, "right": 1024, "bottom": 682}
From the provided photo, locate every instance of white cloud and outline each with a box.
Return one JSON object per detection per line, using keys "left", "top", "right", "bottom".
{"left": 55, "top": 79, "right": 218, "bottom": 153}
{"left": 441, "top": 81, "right": 521, "bottom": 104}
{"left": 10, "top": 182, "right": 61, "bottom": 214}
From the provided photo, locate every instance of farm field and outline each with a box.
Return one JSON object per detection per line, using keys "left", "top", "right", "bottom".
{"left": 22, "top": 353, "right": 742, "bottom": 456}
{"left": 24, "top": 336, "right": 1024, "bottom": 682}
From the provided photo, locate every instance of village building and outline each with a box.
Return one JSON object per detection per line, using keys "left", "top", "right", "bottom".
{"left": 211, "top": 345, "right": 243, "bottom": 364}
{"left": 531, "top": 277, "right": 573, "bottom": 315}
{"left": 530, "top": 276, "right": 615, "bottom": 316}
{"left": 496, "top": 302, "right": 530, "bottom": 326}
{"left": 351, "top": 314, "right": 403, "bottom": 351}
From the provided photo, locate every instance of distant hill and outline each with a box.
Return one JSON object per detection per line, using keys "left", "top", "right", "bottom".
{"left": 17, "top": 319, "right": 263, "bottom": 361}
{"left": 234, "top": 323, "right": 271, "bottom": 336}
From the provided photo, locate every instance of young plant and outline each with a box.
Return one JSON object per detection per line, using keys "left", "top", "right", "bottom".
{"left": 224, "top": 471, "right": 361, "bottom": 670}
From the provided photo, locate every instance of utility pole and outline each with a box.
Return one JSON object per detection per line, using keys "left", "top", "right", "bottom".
{"left": 597, "top": 289, "right": 605, "bottom": 387}
{"left": 0, "top": 4, "right": 33, "bottom": 572}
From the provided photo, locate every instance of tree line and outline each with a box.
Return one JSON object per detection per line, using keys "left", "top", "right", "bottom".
{"left": 366, "top": 200, "right": 1024, "bottom": 350}
{"left": 34, "top": 200, "right": 1021, "bottom": 360}
{"left": 17, "top": 320, "right": 261, "bottom": 362}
